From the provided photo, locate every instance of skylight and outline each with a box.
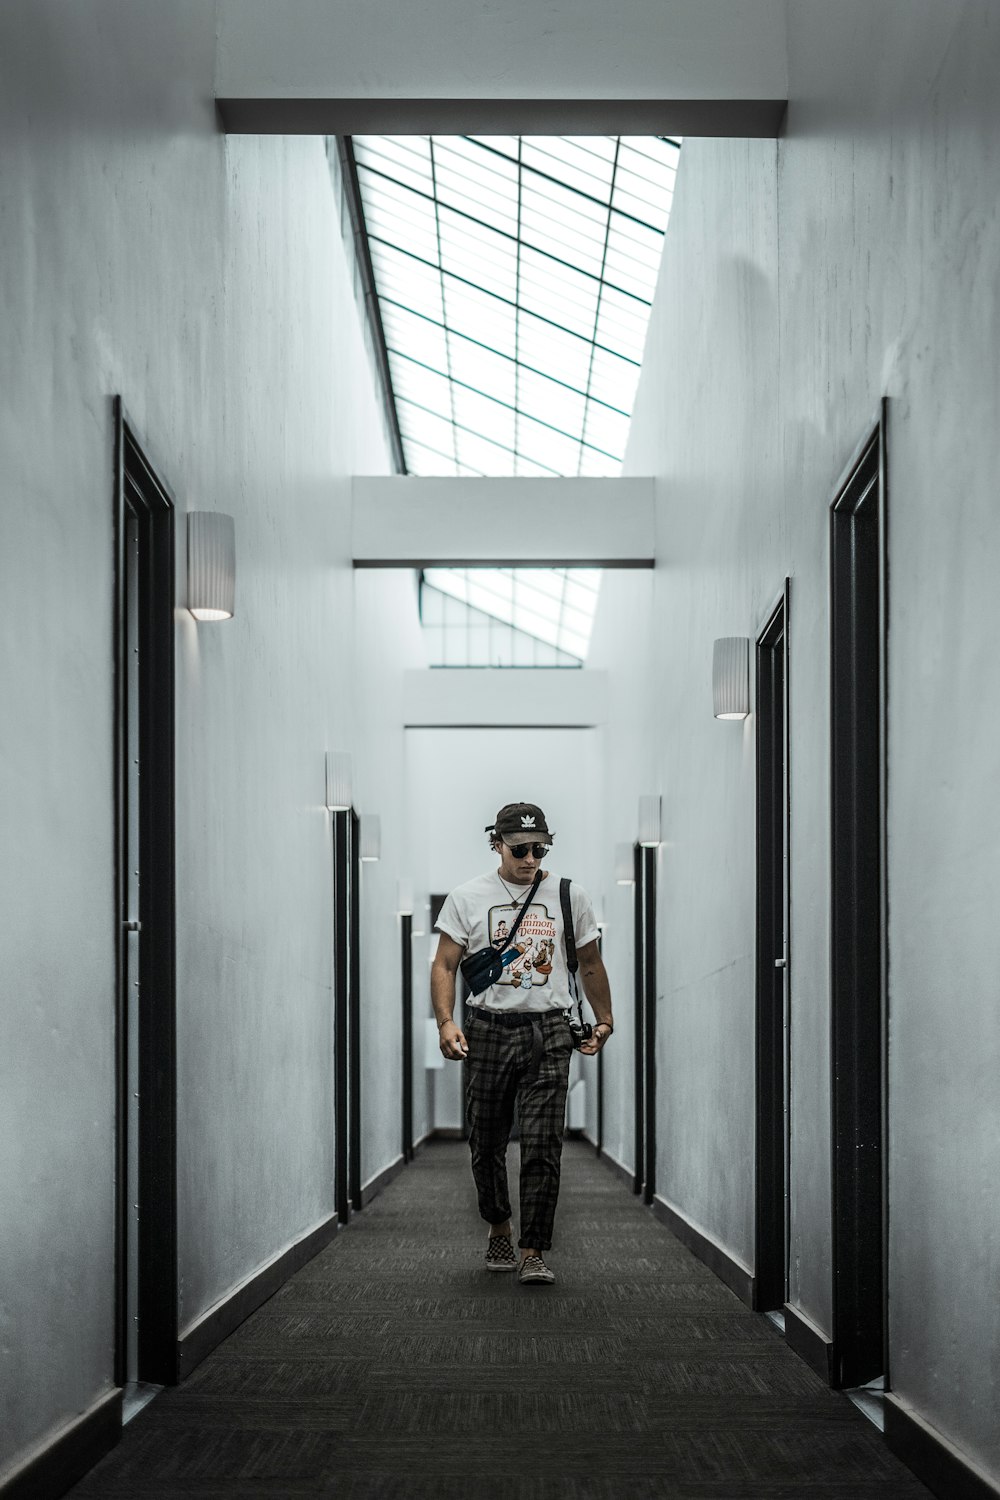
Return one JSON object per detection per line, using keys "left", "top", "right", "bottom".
{"left": 351, "top": 134, "right": 680, "bottom": 477}
{"left": 423, "top": 567, "right": 601, "bottom": 662}
{"left": 420, "top": 580, "right": 584, "bottom": 668}
{"left": 347, "top": 133, "right": 679, "bottom": 665}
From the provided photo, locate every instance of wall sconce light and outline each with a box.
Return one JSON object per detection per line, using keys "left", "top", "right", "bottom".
{"left": 396, "top": 878, "right": 413, "bottom": 916}
{"left": 325, "top": 750, "right": 353, "bottom": 812}
{"left": 638, "top": 794, "right": 662, "bottom": 848}
{"left": 187, "top": 512, "right": 235, "bottom": 621}
{"left": 713, "top": 637, "right": 750, "bottom": 719}
{"left": 615, "top": 842, "right": 635, "bottom": 885}
{"left": 359, "top": 813, "right": 381, "bottom": 862}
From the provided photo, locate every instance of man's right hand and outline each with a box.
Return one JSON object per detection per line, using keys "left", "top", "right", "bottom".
{"left": 439, "top": 1021, "right": 469, "bottom": 1061}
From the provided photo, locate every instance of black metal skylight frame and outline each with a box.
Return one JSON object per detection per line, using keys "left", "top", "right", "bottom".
{"left": 347, "top": 132, "right": 681, "bottom": 478}
{"left": 335, "top": 137, "right": 407, "bottom": 473}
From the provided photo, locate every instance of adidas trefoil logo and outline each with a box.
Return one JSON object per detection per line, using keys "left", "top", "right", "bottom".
{"left": 521, "top": 815, "right": 536, "bottom": 827}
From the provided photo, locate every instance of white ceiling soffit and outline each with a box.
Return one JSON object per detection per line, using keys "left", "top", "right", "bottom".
{"left": 216, "top": 0, "right": 788, "bottom": 124}
{"left": 351, "top": 476, "right": 655, "bottom": 565}
{"left": 402, "top": 668, "right": 609, "bottom": 727}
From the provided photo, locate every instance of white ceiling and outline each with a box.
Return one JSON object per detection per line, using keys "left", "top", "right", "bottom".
{"left": 216, "top": 0, "right": 788, "bottom": 101}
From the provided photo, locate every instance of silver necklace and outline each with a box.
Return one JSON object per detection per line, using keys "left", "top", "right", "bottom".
{"left": 497, "top": 871, "right": 534, "bottom": 905}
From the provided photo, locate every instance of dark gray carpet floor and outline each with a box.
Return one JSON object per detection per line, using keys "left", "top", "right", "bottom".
{"left": 68, "top": 1140, "right": 932, "bottom": 1499}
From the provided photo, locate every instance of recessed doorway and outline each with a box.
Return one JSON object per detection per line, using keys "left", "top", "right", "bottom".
{"left": 829, "top": 408, "right": 888, "bottom": 1391}
{"left": 332, "top": 809, "right": 363, "bottom": 1222}
{"left": 754, "top": 582, "right": 790, "bottom": 1315}
{"left": 113, "top": 400, "right": 178, "bottom": 1398}
{"left": 633, "top": 842, "right": 657, "bottom": 1204}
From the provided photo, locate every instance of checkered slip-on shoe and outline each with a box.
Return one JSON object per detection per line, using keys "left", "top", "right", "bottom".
{"left": 485, "top": 1234, "right": 517, "bottom": 1271}
{"left": 517, "top": 1254, "right": 556, "bottom": 1285}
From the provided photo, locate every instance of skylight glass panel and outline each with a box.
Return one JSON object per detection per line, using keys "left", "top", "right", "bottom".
{"left": 448, "top": 337, "right": 517, "bottom": 406}
{"left": 421, "top": 582, "right": 584, "bottom": 668}
{"left": 353, "top": 131, "right": 679, "bottom": 476}
{"left": 351, "top": 132, "right": 679, "bottom": 657}
{"left": 424, "top": 567, "right": 604, "bottom": 661}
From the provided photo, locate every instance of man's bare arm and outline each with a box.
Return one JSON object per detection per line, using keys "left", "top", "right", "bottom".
{"left": 576, "top": 939, "right": 614, "bottom": 1056}
{"left": 430, "top": 933, "right": 469, "bottom": 1060}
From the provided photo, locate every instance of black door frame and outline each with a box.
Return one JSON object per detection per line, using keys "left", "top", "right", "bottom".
{"left": 349, "top": 808, "right": 363, "bottom": 1212}
{"left": 332, "top": 809, "right": 351, "bottom": 1224}
{"left": 633, "top": 843, "right": 657, "bottom": 1203}
{"left": 829, "top": 404, "right": 889, "bottom": 1389}
{"left": 594, "top": 928, "right": 605, "bottom": 1156}
{"left": 113, "top": 398, "right": 178, "bottom": 1387}
{"left": 401, "top": 912, "right": 414, "bottom": 1162}
{"left": 754, "top": 581, "right": 791, "bottom": 1313}
{"left": 632, "top": 844, "right": 644, "bottom": 1194}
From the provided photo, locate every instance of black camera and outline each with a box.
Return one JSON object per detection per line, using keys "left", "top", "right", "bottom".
{"left": 567, "top": 1017, "right": 593, "bottom": 1049}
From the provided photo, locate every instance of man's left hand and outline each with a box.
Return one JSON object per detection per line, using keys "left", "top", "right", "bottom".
{"left": 579, "top": 1023, "right": 612, "bottom": 1056}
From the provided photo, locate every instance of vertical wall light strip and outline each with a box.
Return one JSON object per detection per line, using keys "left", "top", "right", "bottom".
{"left": 187, "top": 512, "right": 235, "bottom": 621}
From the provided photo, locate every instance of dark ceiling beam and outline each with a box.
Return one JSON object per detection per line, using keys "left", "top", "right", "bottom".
{"left": 352, "top": 558, "right": 655, "bottom": 569}
{"left": 217, "top": 97, "right": 787, "bottom": 138}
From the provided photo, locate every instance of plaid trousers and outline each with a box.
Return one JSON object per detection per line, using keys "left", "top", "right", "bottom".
{"left": 464, "top": 1007, "right": 575, "bottom": 1252}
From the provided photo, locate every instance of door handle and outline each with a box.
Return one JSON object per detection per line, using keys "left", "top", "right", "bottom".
{"left": 124, "top": 920, "right": 141, "bottom": 932}
{"left": 774, "top": 956, "right": 787, "bottom": 969}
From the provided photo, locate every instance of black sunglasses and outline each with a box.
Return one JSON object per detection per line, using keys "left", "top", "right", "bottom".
{"left": 506, "top": 842, "right": 550, "bottom": 859}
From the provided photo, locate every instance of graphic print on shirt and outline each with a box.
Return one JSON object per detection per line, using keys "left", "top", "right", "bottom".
{"left": 489, "top": 901, "right": 556, "bottom": 988}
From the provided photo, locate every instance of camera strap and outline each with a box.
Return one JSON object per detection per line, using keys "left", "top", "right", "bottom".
{"left": 495, "top": 869, "right": 543, "bottom": 955}
{"left": 559, "top": 877, "right": 587, "bottom": 1034}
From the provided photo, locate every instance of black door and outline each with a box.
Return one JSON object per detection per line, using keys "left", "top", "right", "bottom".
{"left": 333, "top": 809, "right": 363, "bottom": 1217}
{"left": 633, "top": 843, "right": 657, "bottom": 1203}
{"left": 829, "top": 409, "right": 888, "bottom": 1389}
{"left": 114, "top": 400, "right": 178, "bottom": 1389}
{"left": 401, "top": 912, "right": 414, "bottom": 1162}
{"left": 755, "top": 584, "right": 790, "bottom": 1313}
{"left": 333, "top": 810, "right": 351, "bottom": 1224}
{"left": 595, "top": 929, "right": 605, "bottom": 1156}
{"left": 349, "top": 809, "right": 363, "bottom": 1211}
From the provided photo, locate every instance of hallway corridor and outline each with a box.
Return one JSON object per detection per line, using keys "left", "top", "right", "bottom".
{"left": 69, "top": 1142, "right": 930, "bottom": 1499}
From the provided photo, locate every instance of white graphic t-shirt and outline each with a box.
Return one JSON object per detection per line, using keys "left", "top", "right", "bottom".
{"left": 435, "top": 870, "right": 600, "bottom": 1015}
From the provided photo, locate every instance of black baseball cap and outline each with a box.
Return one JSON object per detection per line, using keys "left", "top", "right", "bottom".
{"left": 488, "top": 802, "right": 554, "bottom": 844}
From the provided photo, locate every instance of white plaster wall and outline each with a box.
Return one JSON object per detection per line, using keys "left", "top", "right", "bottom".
{"left": 405, "top": 725, "right": 605, "bottom": 1130}
{"left": 351, "top": 476, "right": 655, "bottom": 564}
{"left": 352, "top": 571, "right": 429, "bottom": 1185}
{"left": 783, "top": 2, "right": 1000, "bottom": 1475}
{"left": 583, "top": 571, "right": 654, "bottom": 1170}
{"left": 0, "top": 0, "right": 406, "bottom": 1474}
{"left": 217, "top": 0, "right": 787, "bottom": 101}
{"left": 593, "top": 0, "right": 1000, "bottom": 1480}
{"left": 402, "top": 667, "right": 608, "bottom": 728}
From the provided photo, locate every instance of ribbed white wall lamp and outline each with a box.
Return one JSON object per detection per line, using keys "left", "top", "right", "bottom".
{"left": 713, "top": 637, "right": 750, "bottom": 719}
{"left": 615, "top": 843, "right": 635, "bottom": 884}
{"left": 187, "top": 512, "right": 235, "bottom": 621}
{"left": 360, "top": 813, "right": 381, "bottom": 862}
{"left": 396, "top": 878, "right": 413, "bottom": 916}
{"left": 638, "top": 794, "right": 662, "bottom": 848}
{"left": 324, "top": 751, "right": 353, "bottom": 812}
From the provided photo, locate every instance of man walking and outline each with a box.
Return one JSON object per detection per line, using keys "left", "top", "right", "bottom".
{"left": 431, "top": 802, "right": 614, "bottom": 1285}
